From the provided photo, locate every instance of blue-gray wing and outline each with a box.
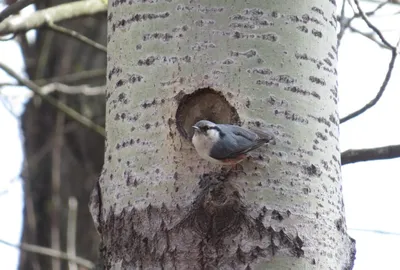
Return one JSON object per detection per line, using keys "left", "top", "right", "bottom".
{"left": 209, "top": 125, "right": 273, "bottom": 160}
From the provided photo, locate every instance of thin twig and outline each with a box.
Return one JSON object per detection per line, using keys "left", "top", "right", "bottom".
{"left": 348, "top": 25, "right": 387, "bottom": 49}
{"left": 1, "top": 82, "right": 105, "bottom": 95}
{"left": 348, "top": 228, "right": 400, "bottom": 235}
{"left": 337, "top": 0, "right": 349, "bottom": 47}
{"left": 1, "top": 68, "right": 106, "bottom": 86}
{"left": 41, "top": 82, "right": 105, "bottom": 95}
{"left": 0, "top": 177, "right": 20, "bottom": 196}
{"left": 353, "top": 0, "right": 393, "bottom": 48}
{"left": 34, "top": 68, "right": 106, "bottom": 85}
{"left": 0, "top": 94, "right": 18, "bottom": 118}
{"left": 0, "top": 62, "right": 105, "bottom": 136}
{"left": 340, "top": 1, "right": 399, "bottom": 124}
{"left": 51, "top": 100, "right": 65, "bottom": 270}
{"left": 341, "top": 144, "right": 400, "bottom": 165}
{"left": 67, "top": 197, "right": 78, "bottom": 270}
{"left": 365, "top": 1, "right": 389, "bottom": 16}
{"left": 0, "top": 238, "right": 94, "bottom": 269}
{"left": 338, "top": 0, "right": 391, "bottom": 49}
{"left": 0, "top": 0, "right": 107, "bottom": 35}
{"left": 46, "top": 21, "right": 107, "bottom": 52}
{"left": 0, "top": 0, "right": 34, "bottom": 22}
{"left": 340, "top": 48, "right": 397, "bottom": 123}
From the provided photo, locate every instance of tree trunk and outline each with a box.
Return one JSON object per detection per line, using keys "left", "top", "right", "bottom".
{"left": 90, "top": 0, "right": 355, "bottom": 269}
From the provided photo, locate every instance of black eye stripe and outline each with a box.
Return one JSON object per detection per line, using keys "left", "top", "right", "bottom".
{"left": 201, "top": 126, "right": 216, "bottom": 131}
{"left": 198, "top": 125, "right": 225, "bottom": 136}
{"left": 210, "top": 126, "right": 225, "bottom": 137}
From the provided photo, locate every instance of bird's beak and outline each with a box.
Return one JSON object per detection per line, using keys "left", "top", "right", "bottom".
{"left": 192, "top": 126, "right": 200, "bottom": 131}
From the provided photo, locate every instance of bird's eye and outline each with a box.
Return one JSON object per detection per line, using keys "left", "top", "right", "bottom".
{"left": 201, "top": 126, "right": 209, "bottom": 131}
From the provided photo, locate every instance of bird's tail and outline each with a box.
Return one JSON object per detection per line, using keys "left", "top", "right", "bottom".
{"left": 250, "top": 127, "right": 275, "bottom": 143}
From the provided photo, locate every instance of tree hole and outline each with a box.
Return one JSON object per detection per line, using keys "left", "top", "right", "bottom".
{"left": 175, "top": 88, "right": 240, "bottom": 140}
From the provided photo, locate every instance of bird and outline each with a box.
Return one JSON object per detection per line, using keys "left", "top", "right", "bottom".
{"left": 191, "top": 120, "right": 274, "bottom": 166}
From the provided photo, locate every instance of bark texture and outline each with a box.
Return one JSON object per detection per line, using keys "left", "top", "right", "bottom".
{"left": 19, "top": 0, "right": 106, "bottom": 269}
{"left": 91, "top": 0, "right": 355, "bottom": 269}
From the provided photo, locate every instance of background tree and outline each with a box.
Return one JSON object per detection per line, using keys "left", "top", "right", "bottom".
{"left": 0, "top": 0, "right": 399, "bottom": 269}
{"left": 0, "top": 0, "right": 107, "bottom": 269}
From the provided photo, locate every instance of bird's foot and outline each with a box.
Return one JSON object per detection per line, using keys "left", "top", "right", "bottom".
{"left": 221, "top": 163, "right": 246, "bottom": 177}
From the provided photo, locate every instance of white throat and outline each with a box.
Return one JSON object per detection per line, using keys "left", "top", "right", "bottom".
{"left": 192, "top": 129, "right": 223, "bottom": 164}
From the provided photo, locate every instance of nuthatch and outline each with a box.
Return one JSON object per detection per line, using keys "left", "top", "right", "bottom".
{"left": 192, "top": 120, "right": 274, "bottom": 165}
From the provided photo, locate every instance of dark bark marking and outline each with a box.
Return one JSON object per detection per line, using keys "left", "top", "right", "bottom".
{"left": 257, "top": 80, "right": 279, "bottom": 87}
{"left": 143, "top": 32, "right": 174, "bottom": 42}
{"left": 295, "top": 53, "right": 335, "bottom": 75}
{"left": 118, "top": 93, "right": 126, "bottom": 101}
{"left": 141, "top": 98, "right": 157, "bottom": 108}
{"left": 309, "top": 75, "right": 326, "bottom": 85}
{"left": 284, "top": 86, "right": 321, "bottom": 100}
{"left": 312, "top": 29, "right": 323, "bottom": 38}
{"left": 108, "top": 66, "right": 122, "bottom": 80}
{"left": 271, "top": 210, "right": 283, "bottom": 221}
{"left": 231, "top": 49, "right": 257, "bottom": 58}
{"left": 272, "top": 75, "right": 295, "bottom": 84}
{"left": 311, "top": 7, "right": 324, "bottom": 16}
{"left": 308, "top": 115, "right": 331, "bottom": 127}
{"left": 274, "top": 110, "right": 309, "bottom": 124}
{"left": 113, "top": 12, "right": 170, "bottom": 31}
{"left": 303, "top": 164, "right": 322, "bottom": 177}
{"left": 297, "top": 25, "right": 308, "bottom": 33}
{"left": 222, "top": 59, "right": 234, "bottom": 64}
{"left": 316, "top": 131, "right": 327, "bottom": 141}
{"left": 248, "top": 67, "right": 272, "bottom": 75}
{"left": 323, "top": 58, "right": 332, "bottom": 66}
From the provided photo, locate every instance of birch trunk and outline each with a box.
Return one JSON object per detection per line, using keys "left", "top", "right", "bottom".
{"left": 90, "top": 0, "right": 356, "bottom": 269}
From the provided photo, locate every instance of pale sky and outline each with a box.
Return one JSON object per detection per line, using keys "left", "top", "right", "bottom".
{"left": 0, "top": 1, "right": 399, "bottom": 269}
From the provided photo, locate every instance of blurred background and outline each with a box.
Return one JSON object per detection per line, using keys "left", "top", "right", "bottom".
{"left": 0, "top": 0, "right": 399, "bottom": 269}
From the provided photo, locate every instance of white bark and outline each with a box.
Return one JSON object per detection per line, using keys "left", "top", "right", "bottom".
{"left": 90, "top": 0, "right": 355, "bottom": 269}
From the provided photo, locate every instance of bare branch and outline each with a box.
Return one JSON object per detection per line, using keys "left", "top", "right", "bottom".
{"left": 46, "top": 21, "right": 107, "bottom": 52}
{"left": 348, "top": 228, "right": 400, "bottom": 235}
{"left": 0, "top": 238, "right": 95, "bottom": 269}
{"left": 41, "top": 82, "right": 105, "bottom": 95}
{"left": 0, "top": 0, "right": 33, "bottom": 22}
{"left": 337, "top": 0, "right": 350, "bottom": 48}
{"left": 353, "top": 0, "right": 394, "bottom": 49}
{"left": 337, "top": 1, "right": 391, "bottom": 49}
{"left": 0, "top": 62, "right": 105, "bottom": 136}
{"left": 341, "top": 144, "right": 400, "bottom": 165}
{"left": 1, "top": 68, "right": 106, "bottom": 86}
{"left": 0, "top": 0, "right": 107, "bottom": 35}
{"left": 340, "top": 0, "right": 399, "bottom": 124}
{"left": 340, "top": 44, "right": 397, "bottom": 124}
{"left": 2, "top": 83, "right": 105, "bottom": 98}
{"left": 35, "top": 68, "right": 106, "bottom": 85}
{"left": 1, "top": 82, "right": 105, "bottom": 95}
{"left": 348, "top": 25, "right": 387, "bottom": 49}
